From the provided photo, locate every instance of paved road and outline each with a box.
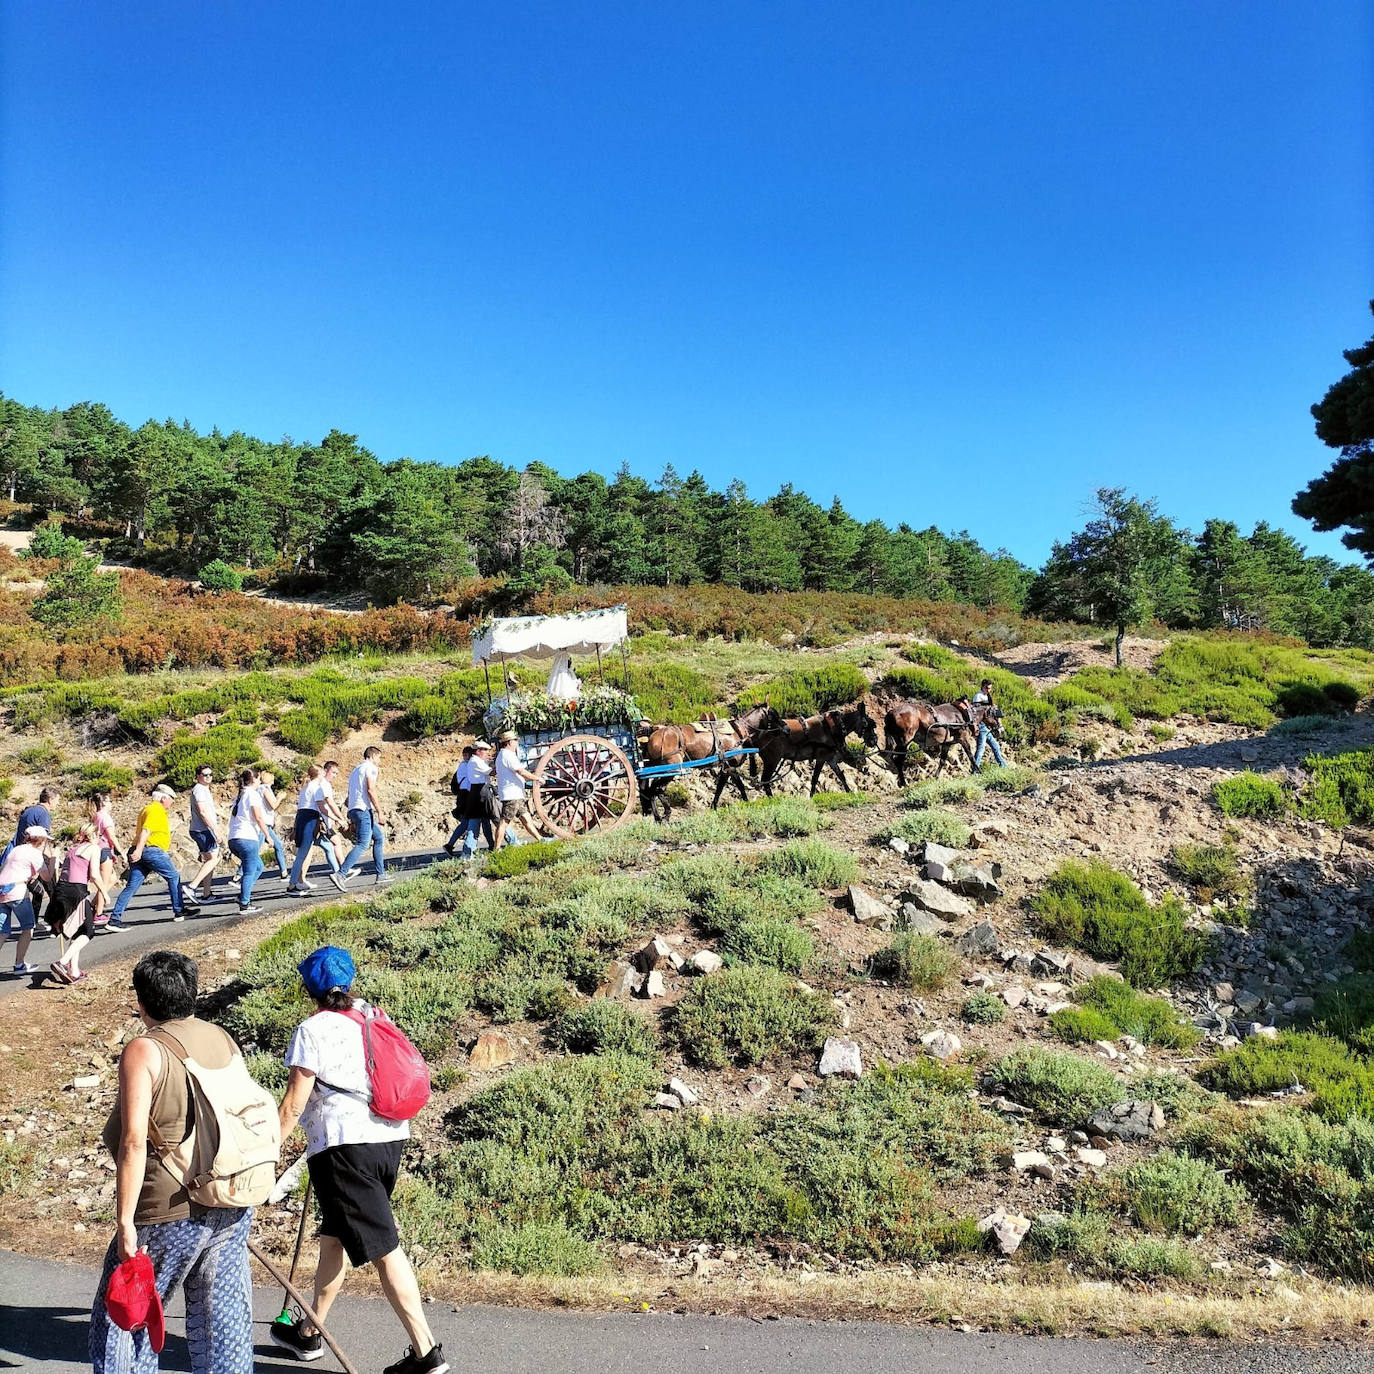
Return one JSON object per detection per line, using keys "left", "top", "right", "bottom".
{"left": 7, "top": 1250, "right": 1372, "bottom": 1374}
{"left": 0, "top": 847, "right": 450, "bottom": 1000}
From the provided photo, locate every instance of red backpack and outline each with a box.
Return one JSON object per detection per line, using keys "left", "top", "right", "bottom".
{"left": 315, "top": 1005, "right": 431, "bottom": 1122}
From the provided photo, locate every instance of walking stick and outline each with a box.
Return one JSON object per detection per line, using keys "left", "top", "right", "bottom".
{"left": 273, "top": 1176, "right": 313, "bottom": 1328}
{"left": 248, "top": 1236, "right": 360, "bottom": 1374}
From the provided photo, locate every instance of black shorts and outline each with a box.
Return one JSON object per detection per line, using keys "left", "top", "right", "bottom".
{"left": 499, "top": 798, "right": 525, "bottom": 821}
{"left": 307, "top": 1140, "right": 403, "bottom": 1267}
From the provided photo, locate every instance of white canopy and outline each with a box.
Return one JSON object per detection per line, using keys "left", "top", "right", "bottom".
{"left": 471, "top": 605, "right": 629, "bottom": 665}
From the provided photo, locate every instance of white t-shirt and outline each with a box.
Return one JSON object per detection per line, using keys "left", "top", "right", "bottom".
{"left": 494, "top": 746, "right": 526, "bottom": 802}
{"left": 285, "top": 1002, "right": 410, "bottom": 1158}
{"left": 190, "top": 783, "right": 216, "bottom": 831}
{"left": 452, "top": 759, "right": 472, "bottom": 791}
{"left": 297, "top": 776, "right": 334, "bottom": 813}
{"left": 346, "top": 760, "right": 378, "bottom": 813}
{"left": 227, "top": 786, "right": 263, "bottom": 843}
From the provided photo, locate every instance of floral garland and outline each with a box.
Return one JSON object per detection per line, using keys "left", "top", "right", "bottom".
{"left": 491, "top": 684, "right": 641, "bottom": 736}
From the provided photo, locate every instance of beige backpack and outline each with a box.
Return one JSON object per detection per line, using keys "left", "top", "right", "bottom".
{"left": 148, "top": 1026, "right": 281, "bottom": 1208}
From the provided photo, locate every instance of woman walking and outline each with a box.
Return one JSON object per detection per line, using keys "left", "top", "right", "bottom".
{"left": 226, "top": 768, "right": 273, "bottom": 914}
{"left": 256, "top": 769, "right": 290, "bottom": 880}
{"left": 272, "top": 946, "right": 446, "bottom": 1374}
{"left": 90, "top": 951, "right": 255, "bottom": 1374}
{"left": 88, "top": 793, "right": 123, "bottom": 923}
{"left": 48, "top": 822, "right": 110, "bottom": 984}
{"left": 288, "top": 764, "right": 348, "bottom": 894}
{"left": 1, "top": 825, "right": 54, "bottom": 976}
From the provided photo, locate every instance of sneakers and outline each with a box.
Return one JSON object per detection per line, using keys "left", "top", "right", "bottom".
{"left": 382, "top": 1344, "right": 448, "bottom": 1374}
{"left": 105, "top": 921, "right": 127, "bottom": 933}
{"left": 172, "top": 913, "right": 186, "bottom": 922}
{"left": 270, "top": 1318, "right": 324, "bottom": 1363}
{"left": 181, "top": 897, "right": 202, "bottom": 913}
{"left": 11, "top": 962, "right": 37, "bottom": 975}
{"left": 238, "top": 904, "right": 262, "bottom": 915}
{"left": 327, "top": 872, "right": 347, "bottom": 892}
{"left": 287, "top": 886, "right": 309, "bottom": 896}
{"left": 49, "top": 962, "right": 72, "bottom": 984}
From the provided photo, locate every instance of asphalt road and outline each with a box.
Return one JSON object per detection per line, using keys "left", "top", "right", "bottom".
{"left": 6, "top": 1250, "right": 1372, "bottom": 1374}
{"left": 0, "top": 846, "right": 450, "bottom": 1000}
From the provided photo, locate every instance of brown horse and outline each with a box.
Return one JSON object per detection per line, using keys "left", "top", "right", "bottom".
{"left": 756, "top": 700, "right": 879, "bottom": 797}
{"left": 883, "top": 698, "right": 1003, "bottom": 783}
{"left": 638, "top": 703, "right": 780, "bottom": 767}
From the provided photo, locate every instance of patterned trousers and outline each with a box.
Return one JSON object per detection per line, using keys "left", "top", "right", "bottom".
{"left": 90, "top": 1207, "right": 254, "bottom": 1374}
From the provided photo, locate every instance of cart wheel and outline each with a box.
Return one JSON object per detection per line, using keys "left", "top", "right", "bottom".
{"left": 532, "top": 734, "right": 640, "bottom": 839}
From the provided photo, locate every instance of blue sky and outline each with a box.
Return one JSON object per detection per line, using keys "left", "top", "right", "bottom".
{"left": 2, "top": 2, "right": 1370, "bottom": 567}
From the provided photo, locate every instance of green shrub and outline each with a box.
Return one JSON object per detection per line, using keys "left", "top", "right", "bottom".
{"left": 811, "top": 789, "right": 876, "bottom": 811}
{"left": 1111, "top": 1236, "right": 1203, "bottom": 1280}
{"left": 620, "top": 662, "right": 718, "bottom": 723}
{"left": 0, "top": 777, "right": 13, "bottom": 801}
{"left": 988, "top": 1046, "right": 1126, "bottom": 1124}
{"left": 873, "top": 933, "right": 959, "bottom": 991}
{"left": 1301, "top": 748, "right": 1374, "bottom": 828}
{"left": 1026, "top": 1210, "right": 1201, "bottom": 1279}
{"left": 198, "top": 559, "right": 244, "bottom": 593}
{"left": 1277, "top": 681, "right": 1336, "bottom": 717}
{"left": 23, "top": 520, "right": 85, "bottom": 562}
{"left": 719, "top": 797, "right": 828, "bottom": 839}
{"left": 1066, "top": 975, "right": 1200, "bottom": 1049}
{"left": 1313, "top": 974, "right": 1374, "bottom": 1055}
{"left": 1199, "top": 1031, "right": 1374, "bottom": 1121}
{"left": 1181, "top": 1106, "right": 1374, "bottom": 1279}
{"left": 723, "top": 916, "right": 815, "bottom": 973}
{"left": 15, "top": 741, "right": 61, "bottom": 774}
{"left": 1131, "top": 1071, "right": 1215, "bottom": 1122}
{"left": 735, "top": 662, "right": 869, "bottom": 718}
{"left": 155, "top": 722, "right": 262, "bottom": 787}
{"left": 902, "top": 777, "right": 983, "bottom": 809}
{"left": 1211, "top": 772, "right": 1285, "bottom": 819}
{"left": 1148, "top": 723, "right": 1176, "bottom": 743}
{"left": 469, "top": 1219, "right": 601, "bottom": 1275}
{"left": 551, "top": 1000, "right": 658, "bottom": 1059}
{"left": 1049, "top": 1007, "right": 1120, "bottom": 1044}
{"left": 673, "top": 966, "right": 833, "bottom": 1068}
{"left": 1032, "top": 861, "right": 1207, "bottom": 988}
{"left": 484, "top": 841, "right": 566, "bottom": 880}
{"left": 960, "top": 991, "right": 1005, "bottom": 1025}
{"left": 1095, "top": 1150, "right": 1246, "bottom": 1235}
{"left": 873, "top": 809, "right": 971, "bottom": 850}
{"left": 758, "top": 838, "right": 857, "bottom": 889}
{"left": 1344, "top": 928, "right": 1374, "bottom": 973}
{"left": 68, "top": 761, "right": 135, "bottom": 799}
{"left": 1324, "top": 680, "right": 1363, "bottom": 710}
{"left": 1168, "top": 842, "right": 1245, "bottom": 901}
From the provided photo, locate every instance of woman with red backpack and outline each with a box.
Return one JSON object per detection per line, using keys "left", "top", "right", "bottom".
{"left": 273, "top": 946, "right": 443, "bottom": 1374}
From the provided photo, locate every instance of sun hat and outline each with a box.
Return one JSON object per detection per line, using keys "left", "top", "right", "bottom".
{"left": 150, "top": 784, "right": 176, "bottom": 801}
{"left": 498, "top": 729, "right": 518, "bottom": 744}
{"left": 105, "top": 1251, "right": 166, "bottom": 1353}
{"left": 472, "top": 739, "right": 494, "bottom": 752}
{"left": 22, "top": 824, "right": 50, "bottom": 841}
{"left": 298, "top": 945, "right": 356, "bottom": 999}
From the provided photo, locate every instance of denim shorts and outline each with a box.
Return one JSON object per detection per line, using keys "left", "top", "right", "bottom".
{"left": 1, "top": 896, "right": 35, "bottom": 932}
{"left": 190, "top": 829, "right": 219, "bottom": 856}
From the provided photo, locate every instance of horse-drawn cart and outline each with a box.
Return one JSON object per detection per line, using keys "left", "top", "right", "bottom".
{"left": 473, "top": 606, "right": 758, "bottom": 838}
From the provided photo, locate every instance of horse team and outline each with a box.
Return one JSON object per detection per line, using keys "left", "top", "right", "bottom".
{"left": 635, "top": 683, "right": 1006, "bottom": 807}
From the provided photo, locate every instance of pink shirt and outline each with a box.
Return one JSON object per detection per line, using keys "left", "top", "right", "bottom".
{"left": 0, "top": 844, "right": 45, "bottom": 902}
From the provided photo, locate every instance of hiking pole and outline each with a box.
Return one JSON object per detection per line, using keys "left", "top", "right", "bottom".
{"left": 248, "top": 1237, "right": 359, "bottom": 1374}
{"left": 267, "top": 1157, "right": 310, "bottom": 1328}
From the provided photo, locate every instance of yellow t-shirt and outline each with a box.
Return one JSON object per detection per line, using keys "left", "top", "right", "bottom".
{"left": 137, "top": 801, "right": 171, "bottom": 851}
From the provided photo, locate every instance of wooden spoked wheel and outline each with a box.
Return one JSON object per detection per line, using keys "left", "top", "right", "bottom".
{"left": 532, "top": 734, "right": 640, "bottom": 839}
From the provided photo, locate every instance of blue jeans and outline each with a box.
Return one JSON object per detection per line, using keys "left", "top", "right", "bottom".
{"left": 229, "top": 837, "right": 264, "bottom": 907}
{"left": 341, "top": 808, "right": 385, "bottom": 877}
{"left": 90, "top": 1206, "right": 253, "bottom": 1374}
{"left": 288, "top": 813, "right": 339, "bottom": 887}
{"left": 460, "top": 814, "right": 496, "bottom": 857}
{"left": 264, "top": 825, "right": 287, "bottom": 874}
{"left": 111, "top": 846, "right": 184, "bottom": 920}
{"left": 974, "top": 725, "right": 1006, "bottom": 769}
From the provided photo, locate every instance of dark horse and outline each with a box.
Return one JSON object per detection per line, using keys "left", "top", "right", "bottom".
{"left": 883, "top": 698, "right": 1003, "bottom": 784}
{"left": 756, "top": 700, "right": 879, "bottom": 796}
{"left": 637, "top": 703, "right": 781, "bottom": 813}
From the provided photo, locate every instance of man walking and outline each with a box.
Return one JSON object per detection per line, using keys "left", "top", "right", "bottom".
{"left": 340, "top": 747, "right": 387, "bottom": 886}
{"left": 492, "top": 731, "right": 540, "bottom": 850}
{"left": 186, "top": 766, "right": 221, "bottom": 902}
{"left": 971, "top": 678, "right": 1007, "bottom": 770}
{"left": 109, "top": 785, "right": 199, "bottom": 929}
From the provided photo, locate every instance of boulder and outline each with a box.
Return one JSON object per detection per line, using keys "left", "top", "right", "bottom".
{"left": 786, "top": 1073, "right": 809, "bottom": 1091}
{"left": 925, "top": 860, "right": 958, "bottom": 884}
{"left": 1005, "top": 1150, "right": 1051, "bottom": 1173}
{"left": 977, "top": 1208, "right": 1031, "bottom": 1257}
{"left": 468, "top": 1032, "right": 515, "bottom": 1071}
{"left": 638, "top": 970, "right": 667, "bottom": 999}
{"left": 1075, "top": 1147, "right": 1108, "bottom": 1168}
{"left": 598, "top": 961, "right": 644, "bottom": 998}
{"left": 922, "top": 841, "right": 963, "bottom": 867}
{"left": 848, "top": 885, "right": 893, "bottom": 929}
{"left": 818, "top": 1036, "right": 863, "bottom": 1079}
{"left": 633, "top": 936, "right": 676, "bottom": 973}
{"left": 887, "top": 836, "right": 911, "bottom": 856}
{"left": 920, "top": 1030, "right": 963, "bottom": 1061}
{"left": 1031, "top": 950, "right": 1073, "bottom": 977}
{"left": 652, "top": 1092, "right": 682, "bottom": 1111}
{"left": 1085, "top": 1099, "right": 1165, "bottom": 1142}
{"left": 689, "top": 950, "right": 724, "bottom": 976}
{"left": 1001, "top": 985, "right": 1028, "bottom": 1009}
{"left": 668, "top": 1077, "right": 700, "bottom": 1106}
{"left": 956, "top": 867, "right": 1003, "bottom": 900}
{"left": 898, "top": 904, "right": 945, "bottom": 936}
{"left": 955, "top": 920, "right": 999, "bottom": 957}
{"left": 904, "top": 879, "right": 974, "bottom": 921}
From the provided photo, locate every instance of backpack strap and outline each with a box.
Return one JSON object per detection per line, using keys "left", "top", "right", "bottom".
{"left": 307, "top": 1007, "right": 374, "bottom": 1104}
